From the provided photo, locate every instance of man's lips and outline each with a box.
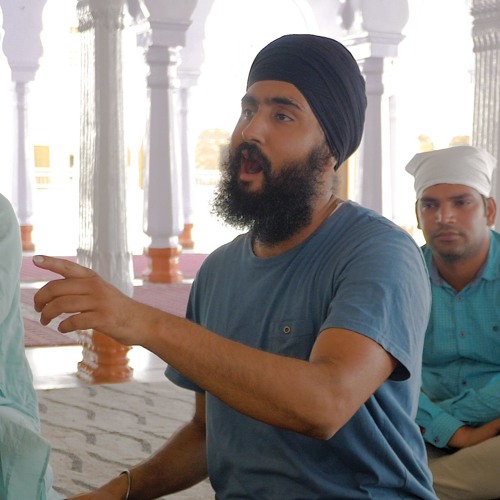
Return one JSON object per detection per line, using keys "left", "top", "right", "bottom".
{"left": 240, "top": 149, "right": 263, "bottom": 175}
{"left": 432, "top": 230, "right": 462, "bottom": 241}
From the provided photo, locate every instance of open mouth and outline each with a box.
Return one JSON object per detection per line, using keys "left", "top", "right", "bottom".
{"left": 241, "top": 149, "right": 263, "bottom": 175}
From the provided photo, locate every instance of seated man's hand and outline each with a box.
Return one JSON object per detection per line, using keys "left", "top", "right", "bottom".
{"left": 448, "top": 418, "right": 500, "bottom": 449}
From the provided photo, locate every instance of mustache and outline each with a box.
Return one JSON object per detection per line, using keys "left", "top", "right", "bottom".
{"left": 431, "top": 225, "right": 462, "bottom": 237}
{"left": 231, "top": 142, "right": 271, "bottom": 175}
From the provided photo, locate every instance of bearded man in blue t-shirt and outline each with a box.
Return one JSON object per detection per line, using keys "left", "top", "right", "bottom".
{"left": 34, "top": 35, "right": 436, "bottom": 499}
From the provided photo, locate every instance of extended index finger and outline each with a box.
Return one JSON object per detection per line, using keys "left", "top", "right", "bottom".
{"left": 32, "top": 255, "right": 96, "bottom": 279}
{"left": 33, "top": 257, "right": 99, "bottom": 316}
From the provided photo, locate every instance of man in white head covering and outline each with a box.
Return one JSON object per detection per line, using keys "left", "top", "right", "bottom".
{"left": 406, "top": 145, "right": 500, "bottom": 500}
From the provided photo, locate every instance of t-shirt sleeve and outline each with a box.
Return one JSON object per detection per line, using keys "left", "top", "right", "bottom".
{"left": 321, "top": 227, "right": 431, "bottom": 381}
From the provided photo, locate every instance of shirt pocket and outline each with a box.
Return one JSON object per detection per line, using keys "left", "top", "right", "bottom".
{"left": 267, "top": 319, "right": 316, "bottom": 359}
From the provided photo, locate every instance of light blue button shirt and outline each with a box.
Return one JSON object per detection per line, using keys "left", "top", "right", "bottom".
{"left": 417, "top": 230, "right": 500, "bottom": 448}
{"left": 0, "top": 194, "right": 61, "bottom": 499}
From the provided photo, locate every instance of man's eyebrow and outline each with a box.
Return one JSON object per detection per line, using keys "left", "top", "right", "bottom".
{"left": 449, "top": 193, "right": 474, "bottom": 200}
{"left": 420, "top": 193, "right": 474, "bottom": 202}
{"left": 241, "top": 94, "right": 258, "bottom": 107}
{"left": 241, "top": 94, "right": 304, "bottom": 111}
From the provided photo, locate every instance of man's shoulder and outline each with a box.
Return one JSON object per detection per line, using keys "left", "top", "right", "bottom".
{"left": 337, "top": 202, "right": 421, "bottom": 253}
{"left": 337, "top": 201, "right": 410, "bottom": 233}
{"left": 198, "top": 233, "right": 248, "bottom": 270}
{"left": 323, "top": 203, "right": 428, "bottom": 286}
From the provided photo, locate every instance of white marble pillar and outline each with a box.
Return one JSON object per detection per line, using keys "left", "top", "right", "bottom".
{"left": 355, "top": 57, "right": 385, "bottom": 212}
{"left": 140, "top": 0, "right": 197, "bottom": 282}
{"left": 471, "top": 0, "right": 500, "bottom": 228}
{"left": 339, "top": 0, "right": 408, "bottom": 215}
{"left": 176, "top": 0, "right": 215, "bottom": 250}
{"left": 0, "top": 0, "right": 48, "bottom": 251}
{"left": 178, "top": 83, "right": 196, "bottom": 249}
{"left": 76, "top": 0, "right": 133, "bottom": 383}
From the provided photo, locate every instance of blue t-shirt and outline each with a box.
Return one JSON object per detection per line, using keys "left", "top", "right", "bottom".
{"left": 417, "top": 230, "right": 500, "bottom": 448}
{"left": 167, "top": 201, "right": 435, "bottom": 499}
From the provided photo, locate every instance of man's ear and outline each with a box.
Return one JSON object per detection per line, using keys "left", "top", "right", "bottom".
{"left": 414, "top": 201, "right": 422, "bottom": 229}
{"left": 327, "top": 155, "right": 338, "bottom": 172}
{"left": 486, "top": 197, "right": 497, "bottom": 227}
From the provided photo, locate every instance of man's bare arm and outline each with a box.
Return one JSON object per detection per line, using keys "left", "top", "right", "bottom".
{"left": 34, "top": 256, "right": 397, "bottom": 440}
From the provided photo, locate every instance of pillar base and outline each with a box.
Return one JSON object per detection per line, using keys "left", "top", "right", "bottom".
{"left": 77, "top": 329, "right": 133, "bottom": 384}
{"left": 142, "top": 246, "right": 183, "bottom": 283}
{"left": 20, "top": 225, "right": 35, "bottom": 252}
{"left": 179, "top": 223, "right": 194, "bottom": 250}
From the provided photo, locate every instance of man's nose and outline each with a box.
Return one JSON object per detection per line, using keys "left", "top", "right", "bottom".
{"left": 436, "top": 205, "right": 456, "bottom": 223}
{"left": 241, "top": 112, "right": 267, "bottom": 144}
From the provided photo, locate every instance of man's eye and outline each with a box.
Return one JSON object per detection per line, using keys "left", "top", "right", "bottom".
{"left": 421, "top": 203, "right": 436, "bottom": 210}
{"left": 242, "top": 109, "right": 254, "bottom": 119}
{"left": 276, "top": 113, "right": 292, "bottom": 121}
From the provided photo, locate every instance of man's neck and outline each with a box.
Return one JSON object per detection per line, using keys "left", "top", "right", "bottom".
{"left": 253, "top": 195, "right": 343, "bottom": 258}
{"left": 433, "top": 241, "right": 490, "bottom": 292}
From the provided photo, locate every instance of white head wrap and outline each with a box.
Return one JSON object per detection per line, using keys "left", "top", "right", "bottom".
{"left": 405, "top": 145, "right": 497, "bottom": 199}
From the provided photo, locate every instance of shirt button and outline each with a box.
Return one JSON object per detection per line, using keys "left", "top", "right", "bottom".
{"left": 283, "top": 325, "right": 291, "bottom": 334}
{"left": 459, "top": 332, "right": 465, "bottom": 338}
{"left": 457, "top": 296, "right": 463, "bottom": 302}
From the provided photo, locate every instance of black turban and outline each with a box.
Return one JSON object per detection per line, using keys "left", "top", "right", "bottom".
{"left": 247, "top": 34, "right": 367, "bottom": 169}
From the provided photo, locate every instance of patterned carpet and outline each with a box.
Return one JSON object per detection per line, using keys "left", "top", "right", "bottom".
{"left": 38, "top": 381, "right": 214, "bottom": 499}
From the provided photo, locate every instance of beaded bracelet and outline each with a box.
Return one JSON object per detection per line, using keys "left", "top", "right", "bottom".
{"left": 119, "top": 469, "right": 131, "bottom": 500}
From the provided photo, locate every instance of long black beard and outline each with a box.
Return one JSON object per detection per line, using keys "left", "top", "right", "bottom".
{"left": 211, "top": 142, "right": 331, "bottom": 246}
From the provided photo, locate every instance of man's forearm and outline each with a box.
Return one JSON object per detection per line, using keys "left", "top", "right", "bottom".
{"left": 127, "top": 415, "right": 208, "bottom": 499}
{"left": 448, "top": 418, "right": 500, "bottom": 449}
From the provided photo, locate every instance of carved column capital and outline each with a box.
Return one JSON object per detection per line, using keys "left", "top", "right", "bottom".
{"left": 338, "top": 0, "right": 409, "bottom": 215}
{"left": 339, "top": 0, "right": 408, "bottom": 59}
{"left": 471, "top": 0, "right": 500, "bottom": 52}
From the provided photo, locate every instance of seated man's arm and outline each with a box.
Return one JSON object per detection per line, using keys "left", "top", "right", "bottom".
{"left": 417, "top": 389, "right": 500, "bottom": 449}
{"left": 68, "top": 392, "right": 208, "bottom": 500}
{"left": 447, "top": 418, "right": 500, "bottom": 449}
{"left": 438, "top": 376, "right": 500, "bottom": 424}
{"left": 417, "top": 391, "right": 465, "bottom": 448}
